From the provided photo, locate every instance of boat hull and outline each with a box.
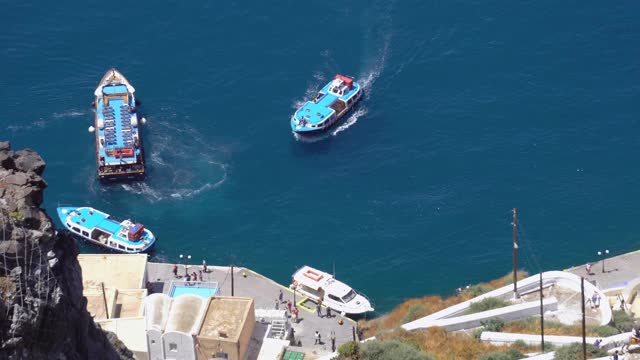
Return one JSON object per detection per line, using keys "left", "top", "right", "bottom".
{"left": 65, "top": 230, "right": 156, "bottom": 254}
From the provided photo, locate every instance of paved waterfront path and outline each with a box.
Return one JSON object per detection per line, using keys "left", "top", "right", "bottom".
{"left": 146, "top": 262, "right": 357, "bottom": 355}
{"left": 566, "top": 249, "right": 640, "bottom": 290}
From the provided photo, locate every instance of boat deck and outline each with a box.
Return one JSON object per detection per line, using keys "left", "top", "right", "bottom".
{"left": 96, "top": 86, "right": 142, "bottom": 166}
{"left": 69, "top": 207, "right": 113, "bottom": 231}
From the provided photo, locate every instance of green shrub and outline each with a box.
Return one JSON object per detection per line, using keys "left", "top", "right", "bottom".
{"left": 464, "top": 284, "right": 493, "bottom": 297}
{"left": 592, "top": 324, "right": 620, "bottom": 337}
{"left": 612, "top": 310, "right": 636, "bottom": 332}
{"left": 360, "top": 340, "right": 435, "bottom": 360}
{"left": 510, "top": 339, "right": 531, "bottom": 351}
{"left": 338, "top": 341, "right": 359, "bottom": 359}
{"left": 468, "top": 298, "right": 510, "bottom": 314}
{"left": 554, "top": 343, "right": 607, "bottom": 360}
{"left": 8, "top": 212, "right": 24, "bottom": 220}
{"left": 480, "top": 319, "right": 505, "bottom": 332}
{"left": 401, "top": 304, "right": 427, "bottom": 324}
{"left": 478, "top": 349, "right": 525, "bottom": 360}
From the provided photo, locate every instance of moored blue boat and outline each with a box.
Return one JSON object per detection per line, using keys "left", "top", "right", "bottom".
{"left": 93, "top": 69, "right": 146, "bottom": 181}
{"left": 291, "top": 74, "right": 363, "bottom": 134}
{"left": 56, "top": 206, "right": 156, "bottom": 253}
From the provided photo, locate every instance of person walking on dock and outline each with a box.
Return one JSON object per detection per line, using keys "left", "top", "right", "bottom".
{"left": 278, "top": 289, "right": 283, "bottom": 303}
{"left": 172, "top": 264, "right": 178, "bottom": 278}
{"left": 192, "top": 272, "right": 198, "bottom": 282}
{"left": 275, "top": 299, "right": 279, "bottom": 310}
{"left": 202, "top": 260, "right": 207, "bottom": 273}
{"left": 326, "top": 306, "right": 332, "bottom": 318}
{"left": 287, "top": 300, "right": 292, "bottom": 314}
{"left": 314, "top": 331, "right": 321, "bottom": 345}
{"left": 586, "top": 263, "right": 592, "bottom": 275}
{"left": 316, "top": 303, "right": 322, "bottom": 317}
{"left": 198, "top": 270, "right": 203, "bottom": 282}
{"left": 293, "top": 307, "right": 299, "bottom": 323}
{"left": 330, "top": 331, "right": 336, "bottom": 352}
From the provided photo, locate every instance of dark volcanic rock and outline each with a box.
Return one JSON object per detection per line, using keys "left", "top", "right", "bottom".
{"left": 0, "top": 141, "right": 130, "bottom": 360}
{"left": 12, "top": 149, "right": 46, "bottom": 176}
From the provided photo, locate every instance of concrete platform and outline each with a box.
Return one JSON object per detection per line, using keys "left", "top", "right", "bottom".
{"left": 146, "top": 262, "right": 358, "bottom": 357}
{"left": 566, "top": 249, "right": 640, "bottom": 290}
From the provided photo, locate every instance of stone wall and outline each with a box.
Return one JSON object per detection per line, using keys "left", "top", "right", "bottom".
{"left": 0, "top": 141, "right": 132, "bottom": 359}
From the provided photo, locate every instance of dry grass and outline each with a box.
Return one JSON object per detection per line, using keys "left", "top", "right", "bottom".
{"left": 359, "top": 271, "right": 529, "bottom": 338}
{"left": 0, "top": 276, "right": 16, "bottom": 300}
{"left": 375, "top": 327, "right": 507, "bottom": 360}
{"left": 357, "top": 271, "right": 540, "bottom": 360}
{"left": 502, "top": 318, "right": 602, "bottom": 337}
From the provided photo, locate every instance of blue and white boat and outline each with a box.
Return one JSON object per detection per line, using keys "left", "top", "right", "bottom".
{"left": 93, "top": 69, "right": 146, "bottom": 181}
{"left": 291, "top": 74, "right": 364, "bottom": 134}
{"left": 56, "top": 206, "right": 156, "bottom": 253}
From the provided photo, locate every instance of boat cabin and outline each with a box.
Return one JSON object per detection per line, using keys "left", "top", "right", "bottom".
{"left": 292, "top": 265, "right": 373, "bottom": 314}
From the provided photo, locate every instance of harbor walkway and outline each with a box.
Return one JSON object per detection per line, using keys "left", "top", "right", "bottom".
{"left": 566, "top": 249, "right": 640, "bottom": 290}
{"left": 146, "top": 262, "right": 358, "bottom": 357}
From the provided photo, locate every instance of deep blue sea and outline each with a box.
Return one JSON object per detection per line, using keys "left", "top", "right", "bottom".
{"left": 2, "top": 1, "right": 639, "bottom": 313}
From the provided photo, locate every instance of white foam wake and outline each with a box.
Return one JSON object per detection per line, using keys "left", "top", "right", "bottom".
{"left": 332, "top": 108, "right": 368, "bottom": 136}
{"left": 111, "top": 115, "right": 230, "bottom": 202}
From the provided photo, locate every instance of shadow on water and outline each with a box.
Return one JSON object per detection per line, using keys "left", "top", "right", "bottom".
{"left": 290, "top": 132, "right": 334, "bottom": 157}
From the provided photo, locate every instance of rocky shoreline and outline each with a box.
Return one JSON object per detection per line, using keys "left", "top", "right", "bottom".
{"left": 0, "top": 141, "right": 131, "bottom": 359}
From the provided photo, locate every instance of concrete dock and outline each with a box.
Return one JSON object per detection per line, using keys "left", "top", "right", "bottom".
{"left": 566, "top": 249, "right": 640, "bottom": 290}
{"left": 146, "top": 262, "right": 357, "bottom": 356}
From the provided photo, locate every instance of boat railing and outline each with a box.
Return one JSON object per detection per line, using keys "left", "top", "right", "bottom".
{"left": 357, "top": 289, "right": 375, "bottom": 309}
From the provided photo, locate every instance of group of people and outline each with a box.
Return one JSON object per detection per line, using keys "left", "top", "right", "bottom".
{"left": 172, "top": 259, "right": 209, "bottom": 282}
{"left": 276, "top": 290, "right": 300, "bottom": 323}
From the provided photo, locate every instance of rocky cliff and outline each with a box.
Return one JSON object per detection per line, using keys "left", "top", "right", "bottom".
{"left": 0, "top": 141, "right": 132, "bottom": 359}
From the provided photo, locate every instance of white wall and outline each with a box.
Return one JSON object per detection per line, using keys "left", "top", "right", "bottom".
{"left": 147, "top": 329, "right": 164, "bottom": 360}
{"left": 162, "top": 331, "right": 195, "bottom": 360}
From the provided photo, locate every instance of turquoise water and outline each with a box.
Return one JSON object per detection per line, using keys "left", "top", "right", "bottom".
{"left": 1, "top": 1, "right": 639, "bottom": 313}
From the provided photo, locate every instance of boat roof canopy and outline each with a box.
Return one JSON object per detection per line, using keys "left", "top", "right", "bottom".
{"left": 334, "top": 74, "right": 353, "bottom": 89}
{"left": 102, "top": 84, "right": 128, "bottom": 95}
{"left": 293, "top": 266, "right": 352, "bottom": 297}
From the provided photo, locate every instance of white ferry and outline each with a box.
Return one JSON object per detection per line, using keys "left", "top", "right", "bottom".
{"left": 56, "top": 206, "right": 155, "bottom": 253}
{"left": 291, "top": 266, "right": 374, "bottom": 315}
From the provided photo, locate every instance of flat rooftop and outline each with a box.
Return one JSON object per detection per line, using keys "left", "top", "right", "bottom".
{"left": 96, "top": 316, "right": 147, "bottom": 356}
{"left": 198, "top": 296, "right": 253, "bottom": 341}
{"left": 113, "top": 289, "right": 146, "bottom": 318}
{"left": 79, "top": 254, "right": 147, "bottom": 290}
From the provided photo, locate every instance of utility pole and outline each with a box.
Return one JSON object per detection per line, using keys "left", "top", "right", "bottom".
{"left": 539, "top": 272, "right": 544, "bottom": 352}
{"left": 581, "top": 277, "right": 586, "bottom": 360}
{"left": 231, "top": 264, "right": 235, "bottom": 297}
{"left": 512, "top": 208, "right": 519, "bottom": 299}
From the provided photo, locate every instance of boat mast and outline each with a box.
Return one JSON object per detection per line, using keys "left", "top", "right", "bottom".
{"left": 333, "top": 260, "right": 336, "bottom": 278}
{"left": 512, "top": 208, "right": 519, "bottom": 299}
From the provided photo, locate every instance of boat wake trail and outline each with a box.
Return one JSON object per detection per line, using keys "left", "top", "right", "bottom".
{"left": 112, "top": 115, "right": 230, "bottom": 202}
{"left": 332, "top": 108, "right": 368, "bottom": 136}
{"left": 7, "top": 109, "right": 89, "bottom": 133}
